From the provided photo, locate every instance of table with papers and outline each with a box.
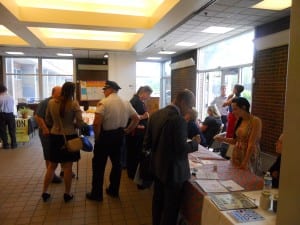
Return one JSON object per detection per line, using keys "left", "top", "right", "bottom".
{"left": 201, "top": 190, "right": 278, "bottom": 225}
{"left": 180, "top": 150, "right": 264, "bottom": 225}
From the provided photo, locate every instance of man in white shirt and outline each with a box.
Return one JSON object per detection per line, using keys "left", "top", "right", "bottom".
{"left": 0, "top": 85, "right": 17, "bottom": 149}
{"left": 86, "top": 80, "right": 139, "bottom": 201}
{"left": 211, "top": 85, "right": 228, "bottom": 132}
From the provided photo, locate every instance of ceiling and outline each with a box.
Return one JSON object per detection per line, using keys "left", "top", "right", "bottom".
{"left": 0, "top": 0, "right": 291, "bottom": 62}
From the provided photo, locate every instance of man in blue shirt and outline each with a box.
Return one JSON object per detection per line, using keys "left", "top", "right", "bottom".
{"left": 0, "top": 84, "right": 17, "bottom": 149}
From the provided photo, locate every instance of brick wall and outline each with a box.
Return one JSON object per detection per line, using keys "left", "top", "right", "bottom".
{"left": 171, "top": 50, "right": 197, "bottom": 101}
{"left": 252, "top": 45, "right": 288, "bottom": 154}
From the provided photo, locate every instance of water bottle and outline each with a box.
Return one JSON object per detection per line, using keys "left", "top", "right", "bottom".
{"left": 264, "top": 171, "right": 272, "bottom": 190}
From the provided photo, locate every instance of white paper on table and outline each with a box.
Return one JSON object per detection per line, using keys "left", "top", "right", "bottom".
{"left": 200, "top": 160, "right": 216, "bottom": 164}
{"left": 195, "top": 180, "right": 228, "bottom": 193}
{"left": 219, "top": 180, "right": 244, "bottom": 191}
{"left": 196, "top": 170, "right": 219, "bottom": 179}
{"left": 189, "top": 160, "right": 203, "bottom": 169}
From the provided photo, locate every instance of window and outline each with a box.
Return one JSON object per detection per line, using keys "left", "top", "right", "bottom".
{"left": 161, "top": 61, "right": 171, "bottom": 107}
{"left": 4, "top": 57, "right": 74, "bottom": 104}
{"left": 42, "top": 59, "right": 73, "bottom": 97}
{"left": 5, "top": 58, "right": 39, "bottom": 103}
{"left": 136, "top": 62, "right": 161, "bottom": 97}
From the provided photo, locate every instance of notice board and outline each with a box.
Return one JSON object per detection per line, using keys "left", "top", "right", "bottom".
{"left": 79, "top": 81, "right": 105, "bottom": 101}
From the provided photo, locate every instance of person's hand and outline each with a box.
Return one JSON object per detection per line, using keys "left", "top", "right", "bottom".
{"left": 214, "top": 134, "right": 224, "bottom": 142}
{"left": 141, "top": 112, "right": 149, "bottom": 120}
{"left": 192, "top": 134, "right": 201, "bottom": 145}
{"left": 42, "top": 127, "right": 50, "bottom": 136}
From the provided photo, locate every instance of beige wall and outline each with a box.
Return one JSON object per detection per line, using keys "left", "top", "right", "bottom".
{"left": 277, "top": 1, "right": 300, "bottom": 224}
{"left": 108, "top": 52, "right": 137, "bottom": 101}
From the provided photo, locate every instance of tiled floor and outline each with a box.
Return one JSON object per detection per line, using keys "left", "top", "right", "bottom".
{"left": 0, "top": 134, "right": 152, "bottom": 225}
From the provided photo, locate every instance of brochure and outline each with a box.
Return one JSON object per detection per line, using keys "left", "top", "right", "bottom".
{"left": 209, "top": 192, "right": 257, "bottom": 210}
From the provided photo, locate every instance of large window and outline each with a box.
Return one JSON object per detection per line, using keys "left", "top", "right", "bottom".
{"left": 4, "top": 57, "right": 74, "bottom": 104}
{"left": 136, "top": 62, "right": 161, "bottom": 97}
{"left": 42, "top": 59, "right": 73, "bottom": 98}
{"left": 197, "top": 31, "right": 255, "bottom": 119}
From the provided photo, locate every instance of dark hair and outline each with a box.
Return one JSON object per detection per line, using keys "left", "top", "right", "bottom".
{"left": 232, "top": 97, "right": 250, "bottom": 138}
{"left": 232, "top": 97, "right": 250, "bottom": 113}
{"left": 174, "top": 89, "right": 195, "bottom": 108}
{"left": 0, "top": 84, "right": 7, "bottom": 93}
{"left": 234, "top": 84, "right": 244, "bottom": 96}
{"left": 59, "top": 82, "right": 76, "bottom": 117}
{"left": 136, "top": 85, "right": 153, "bottom": 95}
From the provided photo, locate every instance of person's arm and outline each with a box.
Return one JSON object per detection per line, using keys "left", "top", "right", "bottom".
{"left": 125, "top": 113, "right": 140, "bottom": 134}
{"left": 214, "top": 134, "right": 236, "bottom": 145}
{"left": 222, "top": 93, "right": 235, "bottom": 107}
{"left": 34, "top": 114, "right": 49, "bottom": 136}
{"left": 93, "top": 112, "right": 103, "bottom": 141}
{"left": 240, "top": 116, "right": 262, "bottom": 169}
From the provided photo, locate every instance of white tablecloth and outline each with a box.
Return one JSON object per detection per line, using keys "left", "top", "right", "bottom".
{"left": 201, "top": 190, "right": 278, "bottom": 225}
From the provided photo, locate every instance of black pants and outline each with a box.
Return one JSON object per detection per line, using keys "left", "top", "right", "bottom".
{"left": 221, "top": 115, "right": 227, "bottom": 132}
{"left": 91, "top": 128, "right": 124, "bottom": 198}
{"left": 152, "top": 177, "right": 184, "bottom": 225}
{"left": 126, "top": 130, "right": 145, "bottom": 179}
{"left": 0, "top": 112, "right": 17, "bottom": 147}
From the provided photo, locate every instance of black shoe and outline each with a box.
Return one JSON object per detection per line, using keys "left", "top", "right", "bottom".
{"left": 106, "top": 188, "right": 119, "bottom": 198}
{"left": 86, "top": 192, "right": 103, "bottom": 202}
{"left": 52, "top": 175, "right": 62, "bottom": 184}
{"left": 41, "top": 193, "right": 51, "bottom": 202}
{"left": 11, "top": 144, "right": 17, "bottom": 149}
{"left": 3, "top": 145, "right": 10, "bottom": 149}
{"left": 60, "top": 171, "right": 76, "bottom": 178}
{"left": 63, "top": 193, "right": 74, "bottom": 203}
{"left": 137, "top": 184, "right": 147, "bottom": 190}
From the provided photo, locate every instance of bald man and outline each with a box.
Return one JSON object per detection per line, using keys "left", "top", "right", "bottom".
{"left": 35, "top": 86, "right": 62, "bottom": 183}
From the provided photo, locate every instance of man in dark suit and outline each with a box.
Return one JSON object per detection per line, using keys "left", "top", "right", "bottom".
{"left": 143, "top": 89, "right": 201, "bottom": 225}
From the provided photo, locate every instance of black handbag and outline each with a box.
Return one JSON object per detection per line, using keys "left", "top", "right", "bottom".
{"left": 139, "top": 150, "right": 153, "bottom": 181}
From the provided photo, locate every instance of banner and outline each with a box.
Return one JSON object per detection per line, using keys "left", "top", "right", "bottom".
{"left": 16, "top": 118, "right": 30, "bottom": 143}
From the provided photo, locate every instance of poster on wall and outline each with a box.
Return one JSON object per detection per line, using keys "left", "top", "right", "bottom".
{"left": 80, "top": 81, "right": 105, "bottom": 101}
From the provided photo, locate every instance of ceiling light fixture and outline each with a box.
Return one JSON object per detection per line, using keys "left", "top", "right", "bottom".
{"left": 56, "top": 53, "right": 73, "bottom": 57}
{"left": 176, "top": 42, "right": 196, "bottom": 47}
{"left": 6, "top": 51, "right": 24, "bottom": 55}
{"left": 103, "top": 52, "right": 109, "bottom": 58}
{"left": 147, "top": 57, "right": 162, "bottom": 60}
{"left": 158, "top": 50, "right": 176, "bottom": 55}
{"left": 201, "top": 26, "right": 234, "bottom": 34}
{"left": 251, "top": 0, "right": 291, "bottom": 10}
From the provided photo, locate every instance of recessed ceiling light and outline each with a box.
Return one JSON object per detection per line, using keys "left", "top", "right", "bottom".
{"left": 103, "top": 52, "right": 109, "bottom": 58}
{"left": 6, "top": 51, "right": 24, "bottom": 55}
{"left": 56, "top": 53, "right": 73, "bottom": 57}
{"left": 251, "top": 0, "right": 291, "bottom": 10}
{"left": 201, "top": 26, "right": 234, "bottom": 34}
{"left": 147, "top": 57, "right": 162, "bottom": 60}
{"left": 158, "top": 50, "right": 176, "bottom": 55}
{"left": 176, "top": 42, "right": 196, "bottom": 47}
{"left": 0, "top": 25, "right": 17, "bottom": 36}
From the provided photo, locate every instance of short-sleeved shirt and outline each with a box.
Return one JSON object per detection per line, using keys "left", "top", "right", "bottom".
{"left": 0, "top": 93, "right": 15, "bottom": 113}
{"left": 46, "top": 98, "right": 83, "bottom": 135}
{"left": 36, "top": 97, "right": 51, "bottom": 125}
{"left": 211, "top": 96, "right": 228, "bottom": 116}
{"left": 95, "top": 93, "right": 137, "bottom": 131}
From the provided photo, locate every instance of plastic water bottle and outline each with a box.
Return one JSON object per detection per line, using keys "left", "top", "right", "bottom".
{"left": 264, "top": 171, "right": 272, "bottom": 190}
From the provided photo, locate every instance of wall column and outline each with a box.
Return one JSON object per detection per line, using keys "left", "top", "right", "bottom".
{"left": 277, "top": 1, "right": 300, "bottom": 224}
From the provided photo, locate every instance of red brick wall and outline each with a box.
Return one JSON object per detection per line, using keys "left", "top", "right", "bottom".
{"left": 252, "top": 45, "right": 288, "bottom": 153}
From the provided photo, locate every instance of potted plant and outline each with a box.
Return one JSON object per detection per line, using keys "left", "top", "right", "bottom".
{"left": 18, "top": 107, "right": 31, "bottom": 119}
